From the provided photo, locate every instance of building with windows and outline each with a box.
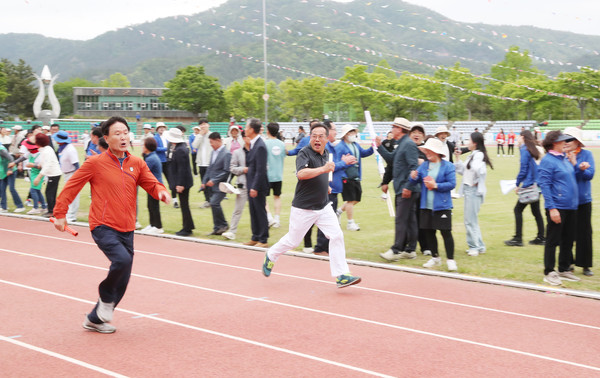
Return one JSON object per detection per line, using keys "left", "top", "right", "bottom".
{"left": 73, "top": 87, "right": 196, "bottom": 119}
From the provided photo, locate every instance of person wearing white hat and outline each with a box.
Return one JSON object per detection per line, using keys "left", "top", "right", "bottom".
{"left": 166, "top": 127, "right": 195, "bottom": 237}
{"left": 142, "top": 124, "right": 154, "bottom": 141}
{"left": 154, "top": 122, "right": 178, "bottom": 208}
{"left": 192, "top": 119, "right": 213, "bottom": 208}
{"left": 564, "top": 127, "right": 594, "bottom": 277}
{"left": 221, "top": 130, "right": 250, "bottom": 240}
{"left": 376, "top": 117, "right": 421, "bottom": 261}
{"left": 223, "top": 124, "right": 244, "bottom": 154}
{"left": 434, "top": 125, "right": 455, "bottom": 163}
{"left": 409, "top": 138, "right": 458, "bottom": 271}
{"left": 334, "top": 124, "right": 374, "bottom": 231}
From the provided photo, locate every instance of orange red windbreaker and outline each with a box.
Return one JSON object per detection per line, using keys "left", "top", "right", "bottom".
{"left": 53, "top": 149, "right": 167, "bottom": 232}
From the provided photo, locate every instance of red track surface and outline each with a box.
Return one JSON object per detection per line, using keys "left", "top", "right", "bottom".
{"left": 2, "top": 215, "right": 600, "bottom": 377}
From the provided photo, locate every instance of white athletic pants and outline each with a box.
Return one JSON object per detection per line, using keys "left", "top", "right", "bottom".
{"left": 266, "top": 204, "right": 350, "bottom": 277}
{"left": 64, "top": 171, "right": 80, "bottom": 221}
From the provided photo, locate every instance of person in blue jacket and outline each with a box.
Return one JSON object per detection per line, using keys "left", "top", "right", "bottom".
{"left": 409, "top": 138, "right": 457, "bottom": 271}
{"left": 538, "top": 130, "right": 580, "bottom": 286}
{"left": 564, "top": 127, "right": 595, "bottom": 277}
{"left": 335, "top": 124, "right": 374, "bottom": 231}
{"left": 505, "top": 130, "right": 545, "bottom": 247}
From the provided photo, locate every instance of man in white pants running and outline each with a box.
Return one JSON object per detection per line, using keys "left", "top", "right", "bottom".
{"left": 261, "top": 122, "right": 361, "bottom": 288}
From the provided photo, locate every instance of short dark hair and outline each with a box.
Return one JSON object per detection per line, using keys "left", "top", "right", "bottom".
{"left": 98, "top": 137, "right": 109, "bottom": 150}
{"left": 298, "top": 126, "right": 305, "bottom": 131}
{"left": 35, "top": 133, "right": 50, "bottom": 147}
{"left": 267, "top": 122, "right": 279, "bottom": 137}
{"left": 31, "top": 125, "right": 42, "bottom": 132}
{"left": 208, "top": 131, "right": 221, "bottom": 140}
{"left": 310, "top": 122, "right": 329, "bottom": 136}
{"left": 144, "top": 137, "right": 157, "bottom": 152}
{"left": 198, "top": 118, "right": 208, "bottom": 125}
{"left": 91, "top": 127, "right": 103, "bottom": 138}
{"left": 50, "top": 123, "right": 60, "bottom": 129}
{"left": 247, "top": 118, "right": 262, "bottom": 134}
{"left": 176, "top": 125, "right": 186, "bottom": 133}
{"left": 101, "top": 116, "right": 129, "bottom": 136}
{"left": 322, "top": 119, "right": 333, "bottom": 129}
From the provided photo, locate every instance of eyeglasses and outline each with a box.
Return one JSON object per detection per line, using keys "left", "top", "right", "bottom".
{"left": 311, "top": 134, "right": 327, "bottom": 140}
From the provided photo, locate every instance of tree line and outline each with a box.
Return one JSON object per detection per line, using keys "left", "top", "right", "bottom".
{"left": 1, "top": 46, "right": 599, "bottom": 123}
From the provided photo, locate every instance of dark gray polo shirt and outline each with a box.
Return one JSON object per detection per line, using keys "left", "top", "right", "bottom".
{"left": 292, "top": 145, "right": 329, "bottom": 210}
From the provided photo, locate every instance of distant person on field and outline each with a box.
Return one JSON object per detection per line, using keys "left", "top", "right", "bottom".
{"left": 192, "top": 119, "right": 212, "bottom": 208}
{"left": 265, "top": 122, "right": 286, "bottom": 228}
{"left": 53, "top": 131, "right": 80, "bottom": 222}
{"left": 203, "top": 132, "right": 231, "bottom": 236}
{"left": 496, "top": 129, "right": 506, "bottom": 157}
{"left": 166, "top": 128, "right": 195, "bottom": 237}
{"left": 141, "top": 137, "right": 164, "bottom": 234}
{"left": 507, "top": 130, "right": 517, "bottom": 156}
{"left": 222, "top": 131, "right": 250, "bottom": 241}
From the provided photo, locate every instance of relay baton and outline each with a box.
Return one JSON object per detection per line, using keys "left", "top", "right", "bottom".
{"left": 50, "top": 217, "right": 79, "bottom": 237}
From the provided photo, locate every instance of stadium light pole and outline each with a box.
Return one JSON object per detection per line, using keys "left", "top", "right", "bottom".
{"left": 262, "top": 0, "right": 269, "bottom": 123}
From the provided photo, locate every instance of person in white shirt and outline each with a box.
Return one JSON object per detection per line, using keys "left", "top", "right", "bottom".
{"left": 454, "top": 132, "right": 494, "bottom": 256}
{"left": 33, "top": 133, "right": 62, "bottom": 217}
{"left": 191, "top": 119, "right": 212, "bottom": 207}
{"left": 53, "top": 130, "right": 80, "bottom": 222}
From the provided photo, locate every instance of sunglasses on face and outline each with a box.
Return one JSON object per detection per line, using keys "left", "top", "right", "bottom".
{"left": 565, "top": 138, "right": 576, "bottom": 143}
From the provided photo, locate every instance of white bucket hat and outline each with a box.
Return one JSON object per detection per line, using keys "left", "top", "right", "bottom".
{"left": 155, "top": 121, "right": 167, "bottom": 130}
{"left": 435, "top": 126, "right": 450, "bottom": 138}
{"left": 392, "top": 117, "right": 412, "bottom": 130}
{"left": 419, "top": 137, "right": 446, "bottom": 157}
{"left": 563, "top": 127, "right": 585, "bottom": 146}
{"left": 165, "top": 128, "right": 185, "bottom": 144}
{"left": 339, "top": 124, "right": 358, "bottom": 139}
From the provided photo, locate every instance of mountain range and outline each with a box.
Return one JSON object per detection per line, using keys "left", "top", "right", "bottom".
{"left": 1, "top": 0, "right": 599, "bottom": 88}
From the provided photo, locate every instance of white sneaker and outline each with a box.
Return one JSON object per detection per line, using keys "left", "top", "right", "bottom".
{"left": 82, "top": 317, "right": 116, "bottom": 334}
{"left": 96, "top": 298, "right": 115, "bottom": 323}
{"left": 380, "top": 249, "right": 400, "bottom": 261}
{"left": 222, "top": 231, "right": 236, "bottom": 240}
{"left": 141, "top": 225, "right": 153, "bottom": 232}
{"left": 422, "top": 250, "right": 432, "bottom": 256}
{"left": 423, "top": 257, "right": 442, "bottom": 268}
{"left": 135, "top": 222, "right": 142, "bottom": 229}
{"left": 0, "top": 208, "right": 7, "bottom": 213}
{"left": 467, "top": 249, "right": 479, "bottom": 256}
{"left": 200, "top": 201, "right": 211, "bottom": 209}
{"left": 303, "top": 247, "right": 314, "bottom": 253}
{"left": 150, "top": 227, "right": 164, "bottom": 234}
{"left": 398, "top": 251, "right": 417, "bottom": 259}
{"left": 335, "top": 208, "right": 343, "bottom": 222}
{"left": 26, "top": 199, "right": 33, "bottom": 207}
{"left": 13, "top": 207, "right": 25, "bottom": 213}
{"left": 346, "top": 222, "right": 360, "bottom": 231}
{"left": 558, "top": 271, "right": 580, "bottom": 282}
{"left": 27, "top": 208, "right": 42, "bottom": 215}
{"left": 272, "top": 222, "right": 280, "bottom": 228}
{"left": 544, "top": 271, "right": 562, "bottom": 286}
{"left": 447, "top": 259, "right": 458, "bottom": 271}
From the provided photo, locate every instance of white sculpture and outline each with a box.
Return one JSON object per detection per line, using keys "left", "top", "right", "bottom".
{"left": 33, "top": 65, "right": 60, "bottom": 124}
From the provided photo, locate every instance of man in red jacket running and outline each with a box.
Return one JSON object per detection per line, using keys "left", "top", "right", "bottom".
{"left": 53, "top": 116, "right": 171, "bottom": 333}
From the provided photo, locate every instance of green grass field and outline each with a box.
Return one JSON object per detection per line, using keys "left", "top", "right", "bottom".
{"left": 8, "top": 143, "right": 600, "bottom": 292}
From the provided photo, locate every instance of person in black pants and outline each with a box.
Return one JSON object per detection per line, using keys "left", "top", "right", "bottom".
{"left": 166, "top": 128, "right": 195, "bottom": 236}
{"left": 142, "top": 137, "right": 164, "bottom": 233}
{"left": 244, "top": 118, "right": 270, "bottom": 248}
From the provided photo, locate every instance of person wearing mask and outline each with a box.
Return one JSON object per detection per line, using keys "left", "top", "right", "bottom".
{"left": 335, "top": 124, "right": 374, "bottom": 231}
{"left": 33, "top": 133, "right": 62, "bottom": 217}
{"left": 192, "top": 119, "right": 212, "bottom": 208}
{"left": 141, "top": 137, "right": 164, "bottom": 234}
{"left": 223, "top": 125, "right": 244, "bottom": 154}
{"left": 203, "top": 132, "right": 231, "bottom": 236}
{"left": 166, "top": 128, "right": 195, "bottom": 237}
{"left": 409, "top": 138, "right": 457, "bottom": 271}
{"left": 505, "top": 130, "right": 545, "bottom": 247}
{"left": 52, "top": 131, "right": 80, "bottom": 222}
{"left": 454, "top": 132, "right": 493, "bottom": 257}
{"left": 564, "top": 127, "right": 594, "bottom": 277}
{"left": 221, "top": 131, "right": 250, "bottom": 241}
{"left": 538, "top": 130, "right": 580, "bottom": 285}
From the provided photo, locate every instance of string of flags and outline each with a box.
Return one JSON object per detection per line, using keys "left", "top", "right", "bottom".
{"left": 127, "top": 27, "right": 442, "bottom": 104}
{"left": 196, "top": 21, "right": 599, "bottom": 102}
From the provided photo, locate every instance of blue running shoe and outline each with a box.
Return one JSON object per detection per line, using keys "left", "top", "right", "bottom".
{"left": 336, "top": 273, "right": 361, "bottom": 288}
{"left": 262, "top": 253, "right": 274, "bottom": 277}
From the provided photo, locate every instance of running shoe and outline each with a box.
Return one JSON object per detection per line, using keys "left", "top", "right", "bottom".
{"left": 83, "top": 316, "right": 116, "bottom": 334}
{"left": 262, "top": 253, "right": 274, "bottom": 277}
{"left": 336, "top": 273, "right": 362, "bottom": 288}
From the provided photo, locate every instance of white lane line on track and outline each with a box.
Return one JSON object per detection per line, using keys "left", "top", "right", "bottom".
{"left": 2, "top": 250, "right": 600, "bottom": 372}
{"left": 1, "top": 243, "right": 599, "bottom": 333}
{"left": 0, "top": 280, "right": 392, "bottom": 378}
{"left": 0, "top": 335, "right": 128, "bottom": 377}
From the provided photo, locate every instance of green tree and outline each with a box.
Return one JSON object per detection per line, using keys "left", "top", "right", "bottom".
{"left": 497, "top": 76, "right": 556, "bottom": 120}
{"left": 386, "top": 73, "right": 444, "bottom": 121}
{"left": 53, "top": 78, "right": 98, "bottom": 116}
{"left": 162, "top": 65, "right": 225, "bottom": 117}
{"left": 99, "top": 73, "right": 131, "bottom": 87}
{"left": 279, "top": 77, "right": 327, "bottom": 121}
{"left": 555, "top": 67, "right": 600, "bottom": 119}
{"left": 0, "top": 61, "right": 7, "bottom": 104}
{"left": 338, "top": 65, "right": 384, "bottom": 115}
{"left": 224, "top": 76, "right": 280, "bottom": 121}
{"left": 434, "top": 63, "right": 485, "bottom": 120}
{"left": 1, "top": 59, "right": 36, "bottom": 118}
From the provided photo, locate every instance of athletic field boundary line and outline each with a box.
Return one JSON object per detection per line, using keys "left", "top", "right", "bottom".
{"left": 3, "top": 213, "right": 600, "bottom": 301}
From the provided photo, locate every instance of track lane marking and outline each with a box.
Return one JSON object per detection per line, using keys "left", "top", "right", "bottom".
{"left": 0, "top": 335, "right": 128, "bottom": 377}
{"left": 2, "top": 250, "right": 600, "bottom": 372}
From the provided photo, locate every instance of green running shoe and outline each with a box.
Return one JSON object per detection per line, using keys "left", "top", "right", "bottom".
{"left": 336, "top": 273, "right": 361, "bottom": 288}
{"left": 262, "top": 253, "right": 274, "bottom": 277}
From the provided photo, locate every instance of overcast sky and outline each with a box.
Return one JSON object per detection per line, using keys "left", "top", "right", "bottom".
{"left": 2, "top": 0, "right": 598, "bottom": 40}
